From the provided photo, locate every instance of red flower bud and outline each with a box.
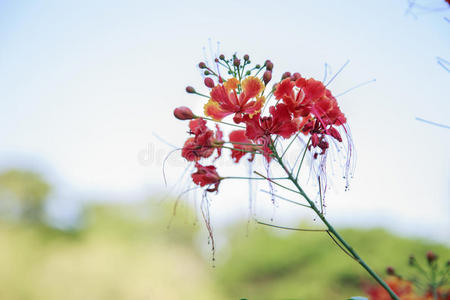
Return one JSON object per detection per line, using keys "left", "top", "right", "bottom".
{"left": 214, "top": 58, "right": 219, "bottom": 63}
{"left": 282, "top": 72, "right": 291, "bottom": 79}
{"left": 263, "top": 70, "right": 272, "bottom": 85}
{"left": 174, "top": 106, "right": 195, "bottom": 120}
{"left": 386, "top": 267, "right": 395, "bottom": 275}
{"left": 265, "top": 60, "right": 273, "bottom": 71}
{"left": 243, "top": 54, "right": 249, "bottom": 61}
{"left": 198, "top": 62, "right": 207, "bottom": 69}
{"left": 186, "top": 86, "right": 196, "bottom": 94}
{"left": 233, "top": 58, "right": 241, "bottom": 67}
{"left": 219, "top": 54, "right": 225, "bottom": 60}
{"left": 292, "top": 72, "right": 301, "bottom": 81}
{"left": 204, "top": 77, "right": 215, "bottom": 88}
{"left": 329, "top": 127, "right": 342, "bottom": 142}
{"left": 426, "top": 251, "right": 437, "bottom": 264}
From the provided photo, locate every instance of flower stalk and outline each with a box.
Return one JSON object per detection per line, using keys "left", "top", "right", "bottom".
{"left": 270, "top": 144, "right": 400, "bottom": 300}
{"left": 173, "top": 51, "right": 400, "bottom": 300}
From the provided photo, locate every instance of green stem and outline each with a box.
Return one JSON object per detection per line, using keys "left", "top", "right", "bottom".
{"left": 295, "top": 138, "right": 311, "bottom": 180}
{"left": 201, "top": 117, "right": 245, "bottom": 128}
{"left": 219, "top": 145, "right": 256, "bottom": 154}
{"left": 223, "top": 176, "right": 288, "bottom": 180}
{"left": 271, "top": 148, "right": 400, "bottom": 300}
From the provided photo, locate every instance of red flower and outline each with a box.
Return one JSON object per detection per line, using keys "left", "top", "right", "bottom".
{"left": 245, "top": 103, "right": 299, "bottom": 140}
{"left": 275, "top": 77, "right": 347, "bottom": 127}
{"left": 273, "top": 78, "right": 294, "bottom": 100}
{"left": 244, "top": 103, "right": 299, "bottom": 161}
{"left": 204, "top": 76, "right": 266, "bottom": 123}
{"left": 181, "top": 118, "right": 223, "bottom": 161}
{"left": 191, "top": 163, "right": 221, "bottom": 193}
{"left": 365, "top": 277, "right": 419, "bottom": 300}
{"left": 229, "top": 130, "right": 256, "bottom": 163}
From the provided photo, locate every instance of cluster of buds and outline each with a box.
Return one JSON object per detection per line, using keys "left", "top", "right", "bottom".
{"left": 365, "top": 251, "right": 449, "bottom": 300}
{"left": 173, "top": 52, "right": 349, "bottom": 194}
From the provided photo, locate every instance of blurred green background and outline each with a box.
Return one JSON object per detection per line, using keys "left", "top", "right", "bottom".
{"left": 0, "top": 168, "right": 448, "bottom": 300}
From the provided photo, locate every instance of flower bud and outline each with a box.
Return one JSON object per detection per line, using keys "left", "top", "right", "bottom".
{"left": 426, "top": 251, "right": 437, "bottom": 264}
{"left": 204, "top": 70, "right": 210, "bottom": 75}
{"left": 198, "top": 62, "right": 207, "bottom": 69}
{"left": 204, "top": 77, "right": 215, "bottom": 88}
{"left": 245, "top": 71, "right": 251, "bottom": 76}
{"left": 219, "top": 54, "right": 225, "bottom": 60}
{"left": 186, "top": 86, "right": 196, "bottom": 94}
{"left": 214, "top": 58, "right": 219, "bottom": 63}
{"left": 329, "top": 127, "right": 342, "bottom": 142}
{"left": 263, "top": 70, "right": 272, "bottom": 85}
{"left": 265, "top": 60, "right": 273, "bottom": 71}
{"left": 409, "top": 255, "right": 415, "bottom": 266}
{"left": 174, "top": 106, "right": 195, "bottom": 120}
{"left": 243, "top": 54, "right": 249, "bottom": 61}
{"left": 386, "top": 267, "right": 395, "bottom": 275}
{"left": 292, "top": 72, "right": 301, "bottom": 81}
{"left": 282, "top": 72, "right": 291, "bottom": 79}
{"left": 233, "top": 58, "right": 241, "bottom": 67}
{"left": 255, "top": 64, "right": 261, "bottom": 69}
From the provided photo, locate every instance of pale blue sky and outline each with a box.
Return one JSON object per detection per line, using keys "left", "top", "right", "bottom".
{"left": 0, "top": 1, "right": 449, "bottom": 241}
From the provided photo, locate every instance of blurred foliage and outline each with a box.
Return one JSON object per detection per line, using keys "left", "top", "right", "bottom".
{"left": 0, "top": 176, "right": 447, "bottom": 299}
{"left": 215, "top": 224, "right": 449, "bottom": 299}
{"left": 0, "top": 201, "right": 225, "bottom": 300}
{"left": 0, "top": 169, "right": 51, "bottom": 222}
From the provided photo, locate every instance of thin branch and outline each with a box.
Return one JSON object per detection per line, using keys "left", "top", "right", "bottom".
{"left": 260, "top": 189, "right": 311, "bottom": 208}
{"left": 255, "top": 219, "right": 326, "bottom": 232}
{"left": 254, "top": 171, "right": 301, "bottom": 195}
{"left": 326, "top": 231, "right": 357, "bottom": 261}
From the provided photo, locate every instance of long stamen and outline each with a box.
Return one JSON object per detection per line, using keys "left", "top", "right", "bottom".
{"left": 325, "top": 60, "right": 350, "bottom": 87}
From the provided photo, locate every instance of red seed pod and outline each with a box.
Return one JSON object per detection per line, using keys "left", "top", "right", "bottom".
{"left": 282, "top": 72, "right": 291, "bottom": 80}
{"left": 386, "top": 267, "right": 395, "bottom": 276}
{"left": 265, "top": 60, "right": 273, "bottom": 71}
{"left": 198, "top": 62, "right": 207, "bottom": 69}
{"left": 263, "top": 70, "right": 272, "bottom": 85}
{"left": 243, "top": 54, "right": 249, "bottom": 61}
{"left": 204, "top": 77, "right": 215, "bottom": 88}
{"left": 186, "top": 86, "right": 196, "bottom": 94}
{"left": 426, "top": 251, "right": 437, "bottom": 264}
{"left": 174, "top": 106, "right": 195, "bottom": 120}
{"left": 233, "top": 58, "right": 241, "bottom": 67}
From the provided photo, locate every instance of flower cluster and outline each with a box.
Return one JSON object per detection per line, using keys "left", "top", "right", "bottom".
{"left": 364, "top": 251, "right": 449, "bottom": 300}
{"left": 174, "top": 53, "right": 350, "bottom": 193}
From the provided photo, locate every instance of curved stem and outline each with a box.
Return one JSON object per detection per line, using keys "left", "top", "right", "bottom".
{"left": 271, "top": 149, "right": 400, "bottom": 300}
